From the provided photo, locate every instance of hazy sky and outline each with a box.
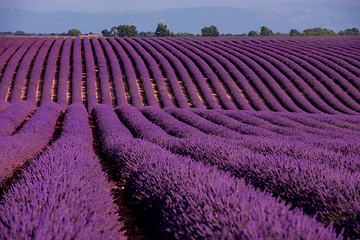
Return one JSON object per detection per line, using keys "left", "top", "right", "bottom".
{"left": 1, "top": 0, "right": 360, "bottom": 12}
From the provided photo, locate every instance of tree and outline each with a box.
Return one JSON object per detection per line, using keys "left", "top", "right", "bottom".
{"left": 139, "top": 31, "right": 155, "bottom": 37}
{"left": 338, "top": 28, "right": 359, "bottom": 35}
{"left": 248, "top": 30, "right": 259, "bottom": 36}
{"left": 116, "top": 25, "right": 138, "bottom": 37}
{"left": 260, "top": 26, "right": 274, "bottom": 36}
{"left": 155, "top": 23, "right": 171, "bottom": 37}
{"left": 67, "top": 29, "right": 82, "bottom": 36}
{"left": 201, "top": 25, "right": 220, "bottom": 37}
{"left": 101, "top": 29, "right": 111, "bottom": 37}
{"left": 303, "top": 27, "right": 336, "bottom": 36}
{"left": 289, "top": 29, "right": 302, "bottom": 36}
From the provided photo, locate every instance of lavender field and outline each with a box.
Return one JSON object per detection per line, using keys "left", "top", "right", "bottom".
{"left": 0, "top": 35, "right": 360, "bottom": 239}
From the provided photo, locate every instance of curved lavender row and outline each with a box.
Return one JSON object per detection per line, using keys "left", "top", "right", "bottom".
{"left": 114, "top": 105, "right": 359, "bottom": 238}
{"left": 83, "top": 37, "right": 98, "bottom": 113}
{"left": 142, "top": 38, "right": 203, "bottom": 108}
{"left": 248, "top": 39, "right": 360, "bottom": 114}
{"left": 184, "top": 38, "right": 268, "bottom": 111}
{"left": 0, "top": 38, "right": 37, "bottom": 100}
{"left": 0, "top": 103, "right": 126, "bottom": 240}
{"left": 116, "top": 37, "right": 159, "bottom": 107}
{"left": 90, "top": 37, "right": 112, "bottom": 107}
{"left": 213, "top": 39, "right": 324, "bottom": 113}
{"left": 71, "top": 37, "right": 82, "bottom": 104}
{"left": 94, "top": 104, "right": 339, "bottom": 240}
{"left": 238, "top": 39, "right": 357, "bottom": 115}
{"left": 150, "top": 38, "right": 220, "bottom": 109}
{"left": 0, "top": 100, "right": 10, "bottom": 112}
{"left": 0, "top": 102, "right": 62, "bottom": 186}
{"left": 307, "top": 113, "right": 360, "bottom": 131}
{"left": 190, "top": 108, "right": 276, "bottom": 137}
{"left": 9, "top": 38, "right": 47, "bottom": 103}
{"left": 56, "top": 37, "right": 72, "bottom": 110}
{"left": 98, "top": 37, "right": 127, "bottom": 106}
{"left": 40, "top": 37, "right": 64, "bottom": 105}
{"left": 107, "top": 37, "right": 142, "bottom": 108}
{"left": 271, "top": 40, "right": 360, "bottom": 109}
{"left": 163, "top": 38, "right": 237, "bottom": 110}
{"left": 139, "top": 106, "right": 205, "bottom": 138}
{"left": 126, "top": 38, "right": 174, "bottom": 108}
{"left": 26, "top": 37, "right": 56, "bottom": 104}
{"left": 0, "top": 38, "right": 19, "bottom": 56}
{"left": 0, "top": 101, "right": 37, "bottom": 138}
{"left": 0, "top": 38, "right": 28, "bottom": 74}
{"left": 202, "top": 39, "right": 286, "bottom": 112}
{"left": 178, "top": 38, "right": 254, "bottom": 110}
{"left": 289, "top": 42, "right": 360, "bottom": 86}
{"left": 218, "top": 39, "right": 336, "bottom": 114}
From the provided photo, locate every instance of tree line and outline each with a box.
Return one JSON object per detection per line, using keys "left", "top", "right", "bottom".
{"left": 1, "top": 26, "right": 358, "bottom": 37}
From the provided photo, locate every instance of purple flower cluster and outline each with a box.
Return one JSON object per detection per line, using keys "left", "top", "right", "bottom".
{"left": 9, "top": 38, "right": 47, "bottom": 104}
{"left": 26, "top": 37, "right": 56, "bottom": 104}
{"left": 0, "top": 103, "right": 126, "bottom": 239}
{"left": 0, "top": 102, "right": 62, "bottom": 185}
{"left": 0, "top": 37, "right": 20, "bottom": 56}
{"left": 0, "top": 100, "right": 10, "bottom": 112}
{"left": 0, "top": 38, "right": 37, "bottom": 100}
{"left": 107, "top": 37, "right": 143, "bottom": 107}
{"left": 98, "top": 37, "right": 127, "bottom": 106}
{"left": 91, "top": 37, "right": 112, "bottom": 107}
{"left": 93, "top": 104, "right": 340, "bottom": 239}
{"left": 56, "top": 37, "right": 72, "bottom": 110}
{"left": 0, "top": 100, "right": 37, "bottom": 138}
{"left": 71, "top": 37, "right": 83, "bottom": 104}
{"left": 83, "top": 37, "right": 98, "bottom": 112}
{"left": 0, "top": 38, "right": 28, "bottom": 75}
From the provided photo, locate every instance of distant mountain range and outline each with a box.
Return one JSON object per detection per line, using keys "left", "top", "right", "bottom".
{"left": 0, "top": 1, "right": 359, "bottom": 34}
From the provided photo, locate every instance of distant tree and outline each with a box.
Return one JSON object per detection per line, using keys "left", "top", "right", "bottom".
{"left": 155, "top": 23, "right": 171, "bottom": 37}
{"left": 338, "top": 27, "right": 359, "bottom": 35}
{"left": 139, "top": 31, "right": 155, "bottom": 37}
{"left": 201, "top": 25, "right": 220, "bottom": 37}
{"left": 171, "top": 32, "right": 196, "bottom": 37}
{"left": 289, "top": 29, "right": 302, "bottom": 36}
{"left": 116, "top": 25, "right": 138, "bottom": 37}
{"left": 303, "top": 27, "right": 336, "bottom": 36}
{"left": 248, "top": 30, "right": 259, "bottom": 36}
{"left": 67, "top": 29, "right": 82, "bottom": 36}
{"left": 0, "top": 31, "right": 12, "bottom": 36}
{"left": 14, "top": 30, "right": 27, "bottom": 36}
{"left": 101, "top": 29, "right": 111, "bottom": 37}
{"left": 260, "top": 26, "right": 275, "bottom": 36}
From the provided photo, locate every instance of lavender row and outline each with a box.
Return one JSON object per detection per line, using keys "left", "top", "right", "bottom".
{"left": 218, "top": 39, "right": 337, "bottom": 114}
{"left": 98, "top": 37, "right": 127, "bottom": 106}
{"left": 56, "top": 37, "right": 72, "bottom": 110}
{"left": 71, "top": 37, "right": 82, "bottom": 104}
{"left": 0, "top": 101, "right": 37, "bottom": 138}
{"left": 114, "top": 105, "right": 360, "bottom": 238}
{"left": 186, "top": 39, "right": 268, "bottom": 111}
{"left": 238, "top": 39, "right": 356, "bottom": 114}
{"left": 83, "top": 37, "right": 98, "bottom": 113}
{"left": 246, "top": 39, "right": 360, "bottom": 114}
{"left": 142, "top": 37, "right": 203, "bottom": 108}
{"left": 0, "top": 38, "right": 20, "bottom": 56}
{"left": 175, "top": 38, "right": 253, "bottom": 110}
{"left": 150, "top": 38, "right": 220, "bottom": 109}
{"left": 0, "top": 38, "right": 37, "bottom": 100}
{"left": 0, "top": 102, "right": 62, "bottom": 186}
{"left": 208, "top": 38, "right": 324, "bottom": 113}
{"left": 269, "top": 40, "right": 360, "bottom": 109}
{"left": 93, "top": 104, "right": 339, "bottom": 240}
{"left": 107, "top": 38, "right": 143, "bottom": 108}
{"left": 26, "top": 37, "right": 56, "bottom": 104}
{"left": 0, "top": 103, "right": 126, "bottom": 239}
{"left": 0, "top": 100, "right": 10, "bottom": 112}
{"left": 162, "top": 38, "right": 237, "bottom": 110}
{"left": 90, "top": 37, "right": 112, "bottom": 107}
{"left": 0, "top": 38, "right": 28, "bottom": 74}
{"left": 40, "top": 37, "right": 64, "bottom": 105}
{"left": 116, "top": 37, "right": 159, "bottom": 107}
{"left": 125, "top": 37, "right": 175, "bottom": 108}
{"left": 9, "top": 38, "right": 47, "bottom": 103}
